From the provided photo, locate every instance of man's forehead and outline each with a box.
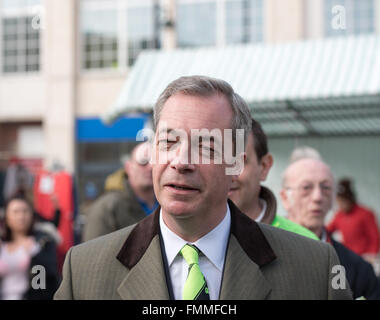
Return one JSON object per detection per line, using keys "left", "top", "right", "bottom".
{"left": 287, "top": 159, "right": 333, "bottom": 184}
{"left": 159, "top": 93, "right": 232, "bottom": 122}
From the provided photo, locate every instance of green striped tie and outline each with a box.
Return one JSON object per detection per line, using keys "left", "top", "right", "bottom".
{"left": 180, "top": 244, "right": 210, "bottom": 300}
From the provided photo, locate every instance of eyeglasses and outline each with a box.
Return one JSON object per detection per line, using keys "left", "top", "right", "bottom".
{"left": 285, "top": 183, "right": 333, "bottom": 197}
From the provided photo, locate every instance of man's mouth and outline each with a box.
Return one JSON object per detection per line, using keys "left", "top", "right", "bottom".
{"left": 227, "top": 187, "right": 239, "bottom": 197}
{"left": 310, "top": 209, "right": 323, "bottom": 215}
{"left": 165, "top": 183, "right": 199, "bottom": 192}
{"left": 167, "top": 183, "right": 198, "bottom": 190}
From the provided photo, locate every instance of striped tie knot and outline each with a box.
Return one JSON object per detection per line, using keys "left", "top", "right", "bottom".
{"left": 180, "top": 244, "right": 199, "bottom": 265}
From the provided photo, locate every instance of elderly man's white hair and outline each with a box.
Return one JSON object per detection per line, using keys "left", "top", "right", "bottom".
{"left": 289, "top": 146, "right": 322, "bottom": 163}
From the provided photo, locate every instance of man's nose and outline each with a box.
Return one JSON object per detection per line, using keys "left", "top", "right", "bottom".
{"left": 311, "top": 185, "right": 323, "bottom": 201}
{"left": 170, "top": 143, "right": 195, "bottom": 173}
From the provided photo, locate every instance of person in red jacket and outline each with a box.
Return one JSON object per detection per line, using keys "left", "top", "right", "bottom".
{"left": 327, "top": 178, "right": 380, "bottom": 259}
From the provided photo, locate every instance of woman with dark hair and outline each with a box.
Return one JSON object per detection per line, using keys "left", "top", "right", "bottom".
{"left": 327, "top": 178, "right": 380, "bottom": 258}
{"left": 0, "top": 196, "right": 60, "bottom": 300}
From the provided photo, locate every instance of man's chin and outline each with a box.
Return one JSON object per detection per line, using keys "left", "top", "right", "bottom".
{"left": 162, "top": 201, "right": 197, "bottom": 219}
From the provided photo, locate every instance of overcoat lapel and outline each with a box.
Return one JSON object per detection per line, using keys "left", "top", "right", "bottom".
{"left": 220, "top": 200, "right": 277, "bottom": 300}
{"left": 219, "top": 235, "right": 272, "bottom": 299}
{"left": 117, "top": 235, "right": 170, "bottom": 300}
{"left": 116, "top": 209, "right": 170, "bottom": 300}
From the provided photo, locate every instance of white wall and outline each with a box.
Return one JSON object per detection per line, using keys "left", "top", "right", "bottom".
{"left": 0, "top": 76, "right": 45, "bottom": 121}
{"left": 265, "top": 0, "right": 305, "bottom": 43}
{"left": 43, "top": 0, "right": 76, "bottom": 173}
{"left": 77, "top": 73, "right": 126, "bottom": 117}
{"left": 17, "top": 125, "right": 45, "bottom": 157}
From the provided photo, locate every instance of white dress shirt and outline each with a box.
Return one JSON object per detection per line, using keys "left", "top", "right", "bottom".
{"left": 159, "top": 204, "right": 231, "bottom": 300}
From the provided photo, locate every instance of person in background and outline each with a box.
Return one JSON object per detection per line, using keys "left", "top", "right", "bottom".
{"left": 228, "top": 119, "right": 318, "bottom": 240}
{"left": 0, "top": 195, "right": 60, "bottom": 300}
{"left": 82, "top": 142, "right": 158, "bottom": 242}
{"left": 328, "top": 178, "right": 380, "bottom": 261}
{"left": 281, "top": 155, "right": 380, "bottom": 299}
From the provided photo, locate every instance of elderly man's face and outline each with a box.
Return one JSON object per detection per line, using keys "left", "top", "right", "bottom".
{"left": 152, "top": 92, "right": 236, "bottom": 223}
{"left": 281, "top": 159, "right": 334, "bottom": 235}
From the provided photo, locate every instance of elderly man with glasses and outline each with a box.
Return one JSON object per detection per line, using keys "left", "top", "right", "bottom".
{"left": 281, "top": 153, "right": 380, "bottom": 300}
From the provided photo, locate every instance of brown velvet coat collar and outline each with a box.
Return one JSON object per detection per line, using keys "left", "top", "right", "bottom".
{"left": 117, "top": 199, "right": 276, "bottom": 269}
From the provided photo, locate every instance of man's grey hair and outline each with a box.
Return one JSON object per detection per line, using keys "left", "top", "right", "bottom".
{"left": 153, "top": 75, "right": 252, "bottom": 148}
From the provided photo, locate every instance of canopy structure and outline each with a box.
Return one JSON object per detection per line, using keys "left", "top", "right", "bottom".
{"left": 103, "top": 34, "right": 380, "bottom": 137}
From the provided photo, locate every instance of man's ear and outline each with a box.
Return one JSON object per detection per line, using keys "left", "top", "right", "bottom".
{"left": 280, "top": 188, "right": 292, "bottom": 213}
{"left": 124, "top": 160, "right": 130, "bottom": 176}
{"left": 259, "top": 153, "right": 273, "bottom": 182}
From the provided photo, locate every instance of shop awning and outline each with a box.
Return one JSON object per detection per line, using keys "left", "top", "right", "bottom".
{"left": 103, "top": 34, "right": 380, "bottom": 137}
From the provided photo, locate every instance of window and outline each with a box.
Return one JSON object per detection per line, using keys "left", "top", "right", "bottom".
{"left": 324, "top": 0, "right": 374, "bottom": 37}
{"left": 177, "top": 1, "right": 217, "bottom": 48}
{"left": 81, "top": 0, "right": 118, "bottom": 70}
{"left": 127, "top": 2, "right": 158, "bottom": 67}
{"left": 352, "top": 0, "right": 374, "bottom": 34}
{"left": 0, "top": 0, "right": 41, "bottom": 74}
{"left": 225, "top": 0, "right": 263, "bottom": 44}
{"left": 177, "top": 0, "right": 264, "bottom": 48}
{"left": 80, "top": 0, "right": 159, "bottom": 71}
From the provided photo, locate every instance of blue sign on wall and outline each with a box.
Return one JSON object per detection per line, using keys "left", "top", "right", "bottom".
{"left": 76, "top": 115, "right": 149, "bottom": 142}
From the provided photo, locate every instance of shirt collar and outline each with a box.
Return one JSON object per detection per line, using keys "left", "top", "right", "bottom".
{"left": 159, "top": 204, "right": 231, "bottom": 272}
{"left": 255, "top": 199, "right": 267, "bottom": 222}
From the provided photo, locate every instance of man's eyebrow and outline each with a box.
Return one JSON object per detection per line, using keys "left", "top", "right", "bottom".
{"left": 298, "top": 180, "right": 313, "bottom": 185}
{"left": 197, "top": 136, "right": 214, "bottom": 142}
{"left": 299, "top": 179, "right": 332, "bottom": 184}
{"left": 157, "top": 128, "right": 174, "bottom": 136}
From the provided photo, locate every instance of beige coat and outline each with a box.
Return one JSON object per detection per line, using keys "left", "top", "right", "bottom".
{"left": 55, "top": 200, "right": 352, "bottom": 300}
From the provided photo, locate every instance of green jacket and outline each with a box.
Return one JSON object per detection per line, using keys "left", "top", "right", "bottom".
{"left": 259, "top": 186, "right": 319, "bottom": 240}
{"left": 272, "top": 215, "right": 319, "bottom": 240}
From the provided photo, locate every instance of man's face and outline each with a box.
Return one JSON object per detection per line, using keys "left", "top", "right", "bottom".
{"left": 281, "top": 159, "right": 334, "bottom": 234}
{"left": 126, "top": 143, "right": 153, "bottom": 190}
{"left": 152, "top": 93, "right": 236, "bottom": 222}
{"left": 228, "top": 133, "right": 271, "bottom": 210}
